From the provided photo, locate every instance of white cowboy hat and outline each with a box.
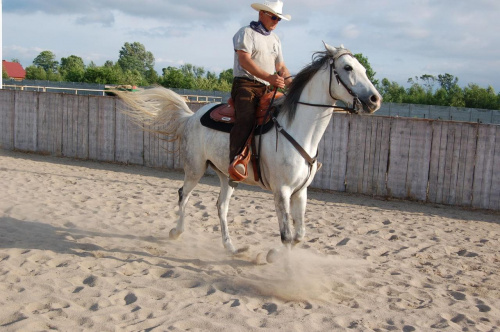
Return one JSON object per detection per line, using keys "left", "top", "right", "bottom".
{"left": 251, "top": 0, "right": 291, "bottom": 21}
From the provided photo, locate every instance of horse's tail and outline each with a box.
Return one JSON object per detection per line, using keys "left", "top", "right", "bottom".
{"left": 115, "top": 87, "right": 194, "bottom": 140}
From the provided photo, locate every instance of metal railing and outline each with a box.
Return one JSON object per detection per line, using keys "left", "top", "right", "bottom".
{"left": 2, "top": 84, "right": 223, "bottom": 103}
{"left": 2, "top": 84, "right": 106, "bottom": 96}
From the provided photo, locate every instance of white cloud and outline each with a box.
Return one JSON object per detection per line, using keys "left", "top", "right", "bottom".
{"left": 2, "top": 0, "right": 500, "bottom": 91}
{"left": 341, "top": 25, "right": 360, "bottom": 39}
{"left": 75, "top": 10, "right": 115, "bottom": 27}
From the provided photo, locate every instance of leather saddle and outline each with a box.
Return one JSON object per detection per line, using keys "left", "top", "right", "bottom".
{"left": 209, "top": 91, "right": 283, "bottom": 126}
{"left": 199, "top": 91, "right": 283, "bottom": 183}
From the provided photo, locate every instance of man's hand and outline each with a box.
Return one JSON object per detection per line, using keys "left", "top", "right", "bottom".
{"left": 267, "top": 74, "right": 285, "bottom": 89}
{"left": 237, "top": 51, "right": 286, "bottom": 88}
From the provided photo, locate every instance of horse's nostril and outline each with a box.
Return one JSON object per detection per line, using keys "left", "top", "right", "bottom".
{"left": 370, "top": 95, "right": 379, "bottom": 103}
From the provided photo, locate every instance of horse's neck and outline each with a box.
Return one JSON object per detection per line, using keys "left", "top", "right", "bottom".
{"left": 282, "top": 72, "right": 335, "bottom": 154}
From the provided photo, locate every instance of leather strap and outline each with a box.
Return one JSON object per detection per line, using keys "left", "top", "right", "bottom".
{"left": 272, "top": 116, "right": 318, "bottom": 166}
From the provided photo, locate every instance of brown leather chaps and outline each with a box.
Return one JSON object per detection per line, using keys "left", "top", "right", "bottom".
{"left": 229, "top": 78, "right": 268, "bottom": 163}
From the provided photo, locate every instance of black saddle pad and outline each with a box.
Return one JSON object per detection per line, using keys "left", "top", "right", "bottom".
{"left": 200, "top": 104, "right": 276, "bottom": 135}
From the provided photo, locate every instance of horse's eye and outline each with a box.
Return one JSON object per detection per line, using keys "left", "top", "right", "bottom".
{"left": 344, "top": 65, "right": 353, "bottom": 71}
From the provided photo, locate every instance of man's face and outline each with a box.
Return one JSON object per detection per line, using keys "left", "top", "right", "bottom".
{"left": 260, "top": 11, "right": 281, "bottom": 31}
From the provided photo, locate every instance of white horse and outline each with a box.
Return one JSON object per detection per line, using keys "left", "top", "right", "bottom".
{"left": 116, "top": 42, "right": 381, "bottom": 257}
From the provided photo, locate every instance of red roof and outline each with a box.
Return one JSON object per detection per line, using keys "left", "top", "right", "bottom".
{"left": 3, "top": 60, "right": 26, "bottom": 79}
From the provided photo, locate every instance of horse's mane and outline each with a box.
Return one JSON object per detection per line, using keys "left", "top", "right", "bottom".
{"left": 279, "top": 51, "right": 331, "bottom": 122}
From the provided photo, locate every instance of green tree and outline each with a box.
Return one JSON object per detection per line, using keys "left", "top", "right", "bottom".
{"left": 464, "top": 84, "right": 498, "bottom": 109}
{"left": 181, "top": 64, "right": 205, "bottom": 79}
{"left": 419, "top": 74, "right": 436, "bottom": 91}
{"left": 437, "top": 73, "right": 459, "bottom": 94}
{"left": 122, "top": 69, "right": 144, "bottom": 86}
{"left": 161, "top": 66, "right": 191, "bottom": 89}
{"left": 83, "top": 62, "right": 103, "bottom": 84}
{"left": 219, "top": 69, "right": 233, "bottom": 85}
{"left": 33, "top": 50, "right": 59, "bottom": 73}
{"left": 354, "top": 53, "right": 378, "bottom": 86}
{"left": 46, "top": 70, "right": 63, "bottom": 82}
{"left": 25, "top": 65, "right": 48, "bottom": 80}
{"left": 405, "top": 75, "right": 436, "bottom": 105}
{"left": 144, "top": 68, "right": 159, "bottom": 85}
{"left": 117, "top": 42, "right": 155, "bottom": 83}
{"left": 379, "top": 78, "right": 406, "bottom": 103}
{"left": 405, "top": 79, "right": 428, "bottom": 105}
{"left": 60, "top": 55, "right": 85, "bottom": 82}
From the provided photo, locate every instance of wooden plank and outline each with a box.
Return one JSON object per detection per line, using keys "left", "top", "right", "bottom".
{"left": 37, "top": 93, "right": 64, "bottom": 156}
{"left": 360, "top": 116, "right": 375, "bottom": 195}
{"left": 366, "top": 116, "right": 377, "bottom": 194}
{"left": 88, "top": 96, "right": 99, "bottom": 160}
{"left": 489, "top": 125, "right": 500, "bottom": 210}
{"left": 372, "top": 117, "right": 391, "bottom": 196}
{"left": 76, "top": 96, "right": 90, "bottom": 159}
{"left": 329, "top": 113, "right": 349, "bottom": 192}
{"left": 14, "top": 91, "right": 38, "bottom": 152}
{"left": 345, "top": 114, "right": 368, "bottom": 193}
{"left": 0, "top": 90, "right": 15, "bottom": 150}
{"left": 454, "top": 123, "right": 477, "bottom": 207}
{"left": 149, "top": 132, "right": 161, "bottom": 168}
{"left": 428, "top": 122, "right": 448, "bottom": 204}
{"left": 312, "top": 116, "right": 332, "bottom": 190}
{"left": 96, "top": 97, "right": 116, "bottom": 162}
{"left": 115, "top": 99, "right": 144, "bottom": 165}
{"left": 472, "top": 125, "right": 496, "bottom": 209}
{"left": 449, "top": 123, "right": 465, "bottom": 205}
{"left": 387, "top": 118, "right": 411, "bottom": 198}
{"left": 442, "top": 123, "right": 458, "bottom": 205}
{"left": 62, "top": 94, "right": 80, "bottom": 158}
{"left": 143, "top": 131, "right": 154, "bottom": 168}
{"left": 406, "top": 120, "right": 432, "bottom": 201}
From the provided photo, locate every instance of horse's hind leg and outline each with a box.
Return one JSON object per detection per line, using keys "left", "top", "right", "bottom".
{"left": 169, "top": 166, "right": 206, "bottom": 239}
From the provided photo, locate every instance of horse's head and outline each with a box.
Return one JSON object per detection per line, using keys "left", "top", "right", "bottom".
{"left": 323, "top": 42, "right": 381, "bottom": 114}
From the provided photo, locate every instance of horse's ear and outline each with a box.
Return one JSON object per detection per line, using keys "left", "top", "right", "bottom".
{"left": 322, "top": 41, "right": 337, "bottom": 55}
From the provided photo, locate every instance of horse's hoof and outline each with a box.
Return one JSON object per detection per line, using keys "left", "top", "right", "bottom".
{"left": 266, "top": 248, "right": 279, "bottom": 263}
{"left": 169, "top": 228, "right": 180, "bottom": 240}
{"left": 255, "top": 252, "right": 267, "bottom": 265}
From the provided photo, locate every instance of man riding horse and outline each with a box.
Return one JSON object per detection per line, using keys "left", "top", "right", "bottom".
{"left": 230, "top": 0, "right": 293, "bottom": 182}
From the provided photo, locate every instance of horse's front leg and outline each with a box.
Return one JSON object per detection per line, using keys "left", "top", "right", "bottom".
{"left": 290, "top": 188, "right": 307, "bottom": 243}
{"left": 274, "top": 188, "right": 294, "bottom": 245}
{"left": 216, "top": 177, "right": 237, "bottom": 253}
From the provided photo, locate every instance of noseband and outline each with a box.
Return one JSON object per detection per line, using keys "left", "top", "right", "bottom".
{"left": 297, "top": 52, "right": 364, "bottom": 114}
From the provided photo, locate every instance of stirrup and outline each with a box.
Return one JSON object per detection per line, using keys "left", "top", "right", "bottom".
{"left": 234, "top": 164, "right": 245, "bottom": 175}
{"left": 228, "top": 162, "right": 247, "bottom": 182}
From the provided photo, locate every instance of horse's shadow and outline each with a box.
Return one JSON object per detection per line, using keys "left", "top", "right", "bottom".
{"left": 0, "top": 216, "right": 254, "bottom": 270}
{"left": 0, "top": 216, "right": 118, "bottom": 256}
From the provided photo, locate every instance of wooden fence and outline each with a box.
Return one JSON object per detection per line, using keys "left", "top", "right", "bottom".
{"left": 1, "top": 90, "right": 498, "bottom": 210}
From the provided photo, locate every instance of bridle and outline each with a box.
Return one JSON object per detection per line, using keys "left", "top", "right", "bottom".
{"left": 297, "top": 51, "right": 364, "bottom": 114}
{"left": 255, "top": 51, "right": 367, "bottom": 189}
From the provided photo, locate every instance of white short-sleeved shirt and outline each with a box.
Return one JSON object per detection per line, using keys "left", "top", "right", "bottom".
{"left": 233, "top": 26, "right": 284, "bottom": 86}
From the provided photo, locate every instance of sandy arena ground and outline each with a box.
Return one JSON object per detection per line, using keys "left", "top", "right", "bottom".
{"left": 0, "top": 150, "right": 499, "bottom": 331}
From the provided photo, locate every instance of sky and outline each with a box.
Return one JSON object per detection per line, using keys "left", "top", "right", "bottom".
{"left": 2, "top": 0, "right": 500, "bottom": 91}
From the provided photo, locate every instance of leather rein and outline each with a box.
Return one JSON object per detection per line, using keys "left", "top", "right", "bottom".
{"left": 270, "top": 52, "right": 364, "bottom": 164}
